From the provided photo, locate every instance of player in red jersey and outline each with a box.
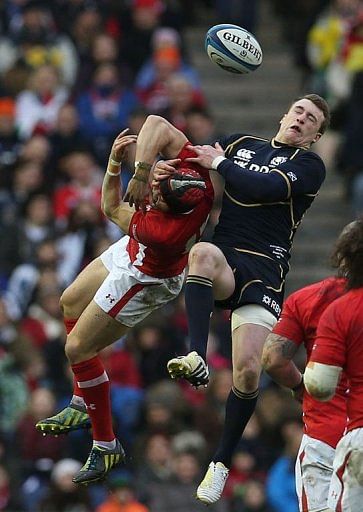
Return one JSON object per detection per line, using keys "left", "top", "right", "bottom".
{"left": 36, "top": 118, "right": 214, "bottom": 486}
{"left": 304, "top": 217, "right": 363, "bottom": 512}
{"left": 262, "top": 271, "right": 348, "bottom": 512}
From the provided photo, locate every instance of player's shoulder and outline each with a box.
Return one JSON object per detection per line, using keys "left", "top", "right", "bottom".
{"left": 218, "top": 133, "right": 268, "bottom": 151}
{"left": 288, "top": 277, "right": 345, "bottom": 307}
{"left": 295, "top": 147, "right": 326, "bottom": 170}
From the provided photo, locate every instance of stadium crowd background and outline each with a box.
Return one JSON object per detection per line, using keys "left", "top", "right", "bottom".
{"left": 0, "top": 0, "right": 362, "bottom": 510}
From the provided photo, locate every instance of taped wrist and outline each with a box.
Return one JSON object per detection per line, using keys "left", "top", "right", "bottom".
{"left": 133, "top": 161, "right": 152, "bottom": 183}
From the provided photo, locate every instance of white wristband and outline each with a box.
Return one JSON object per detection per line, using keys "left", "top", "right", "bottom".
{"left": 106, "top": 169, "right": 121, "bottom": 176}
{"left": 211, "top": 155, "right": 227, "bottom": 170}
{"left": 109, "top": 158, "right": 121, "bottom": 166}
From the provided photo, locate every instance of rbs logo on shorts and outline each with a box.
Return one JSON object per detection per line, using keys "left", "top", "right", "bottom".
{"left": 262, "top": 294, "right": 281, "bottom": 315}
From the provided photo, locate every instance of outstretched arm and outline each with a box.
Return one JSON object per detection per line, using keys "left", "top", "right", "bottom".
{"left": 262, "top": 333, "right": 304, "bottom": 402}
{"left": 101, "top": 129, "right": 137, "bottom": 232}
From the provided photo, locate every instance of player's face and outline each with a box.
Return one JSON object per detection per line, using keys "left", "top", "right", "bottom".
{"left": 277, "top": 99, "right": 325, "bottom": 148}
{"left": 150, "top": 185, "right": 169, "bottom": 212}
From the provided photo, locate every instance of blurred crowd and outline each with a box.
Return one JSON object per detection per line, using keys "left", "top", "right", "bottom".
{"left": 0, "top": 0, "right": 362, "bottom": 511}
{"left": 272, "top": 0, "right": 363, "bottom": 215}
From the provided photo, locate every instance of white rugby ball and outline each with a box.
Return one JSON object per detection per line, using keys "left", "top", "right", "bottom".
{"left": 205, "top": 24, "right": 263, "bottom": 74}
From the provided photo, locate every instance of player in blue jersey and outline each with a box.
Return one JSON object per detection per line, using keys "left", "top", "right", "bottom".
{"left": 124, "top": 94, "right": 330, "bottom": 504}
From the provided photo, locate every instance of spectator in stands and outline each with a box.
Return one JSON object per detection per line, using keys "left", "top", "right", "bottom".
{"left": 338, "top": 71, "right": 363, "bottom": 212}
{"left": 185, "top": 107, "right": 220, "bottom": 145}
{"left": 18, "top": 193, "right": 56, "bottom": 262}
{"left": 147, "top": 449, "right": 228, "bottom": 512}
{"left": 38, "top": 458, "right": 92, "bottom": 512}
{"left": 96, "top": 472, "right": 149, "bottom": 512}
{"left": 120, "top": 0, "right": 164, "bottom": 76}
{"left": 69, "top": 8, "right": 104, "bottom": 65}
{"left": 136, "top": 30, "right": 203, "bottom": 116}
{"left": 75, "top": 63, "right": 139, "bottom": 163}
{"left": 135, "top": 27, "right": 201, "bottom": 92}
{"left": 4, "top": 238, "right": 77, "bottom": 319}
{"left": 0, "top": 160, "right": 45, "bottom": 224}
{"left": 232, "top": 479, "right": 273, "bottom": 512}
{"left": 0, "top": 297, "right": 31, "bottom": 437}
{"left": 266, "top": 418, "right": 302, "bottom": 512}
{"left": 15, "top": 64, "right": 69, "bottom": 140}
{"left": 49, "top": 103, "right": 89, "bottom": 173}
{"left": 16, "top": 388, "right": 67, "bottom": 478}
{"left": 0, "top": 0, "right": 78, "bottom": 87}
{"left": 0, "top": 97, "right": 21, "bottom": 178}
{"left": 160, "top": 73, "right": 206, "bottom": 132}
{"left": 53, "top": 150, "right": 102, "bottom": 229}
{"left": 74, "top": 32, "right": 132, "bottom": 97}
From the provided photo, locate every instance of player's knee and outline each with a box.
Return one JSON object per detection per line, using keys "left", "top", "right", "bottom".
{"left": 60, "top": 286, "right": 79, "bottom": 316}
{"left": 145, "top": 114, "right": 169, "bottom": 133}
{"left": 65, "top": 334, "right": 84, "bottom": 364}
{"left": 189, "top": 242, "right": 221, "bottom": 272}
{"left": 233, "top": 360, "right": 260, "bottom": 391}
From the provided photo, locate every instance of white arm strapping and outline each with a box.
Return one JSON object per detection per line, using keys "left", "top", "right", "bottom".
{"left": 304, "top": 362, "right": 342, "bottom": 401}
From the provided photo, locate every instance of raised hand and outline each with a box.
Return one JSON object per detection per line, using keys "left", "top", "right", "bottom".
{"left": 185, "top": 142, "right": 225, "bottom": 169}
{"left": 110, "top": 129, "right": 137, "bottom": 163}
{"left": 151, "top": 159, "right": 181, "bottom": 188}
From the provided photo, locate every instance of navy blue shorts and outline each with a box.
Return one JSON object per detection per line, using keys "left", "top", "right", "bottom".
{"left": 214, "top": 246, "right": 285, "bottom": 319}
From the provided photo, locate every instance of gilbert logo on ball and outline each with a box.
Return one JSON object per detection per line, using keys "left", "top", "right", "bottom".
{"left": 205, "top": 24, "right": 263, "bottom": 74}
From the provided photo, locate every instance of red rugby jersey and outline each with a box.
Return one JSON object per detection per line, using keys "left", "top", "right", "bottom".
{"left": 273, "top": 277, "right": 348, "bottom": 447}
{"left": 312, "top": 288, "right": 363, "bottom": 433}
{"left": 126, "top": 143, "right": 214, "bottom": 278}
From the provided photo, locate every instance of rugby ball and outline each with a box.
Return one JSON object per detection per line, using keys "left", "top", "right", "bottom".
{"left": 205, "top": 24, "right": 263, "bottom": 74}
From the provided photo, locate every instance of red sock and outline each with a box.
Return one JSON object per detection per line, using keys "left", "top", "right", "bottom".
{"left": 64, "top": 318, "right": 78, "bottom": 335}
{"left": 71, "top": 356, "right": 114, "bottom": 442}
{"left": 64, "top": 318, "right": 83, "bottom": 399}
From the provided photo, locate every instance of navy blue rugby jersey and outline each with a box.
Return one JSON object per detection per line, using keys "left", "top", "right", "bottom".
{"left": 212, "top": 134, "right": 326, "bottom": 271}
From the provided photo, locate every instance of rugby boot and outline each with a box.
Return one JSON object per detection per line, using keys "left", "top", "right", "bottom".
{"left": 167, "top": 351, "right": 209, "bottom": 388}
{"left": 196, "top": 461, "right": 229, "bottom": 504}
{"left": 36, "top": 405, "right": 90, "bottom": 436}
{"left": 72, "top": 439, "right": 126, "bottom": 485}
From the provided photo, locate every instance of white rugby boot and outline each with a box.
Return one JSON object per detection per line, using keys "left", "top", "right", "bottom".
{"left": 196, "top": 461, "right": 229, "bottom": 504}
{"left": 167, "top": 351, "right": 209, "bottom": 387}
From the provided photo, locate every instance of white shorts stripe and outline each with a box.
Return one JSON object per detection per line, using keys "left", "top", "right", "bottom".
{"left": 78, "top": 371, "right": 109, "bottom": 388}
{"left": 296, "top": 434, "right": 335, "bottom": 512}
{"left": 94, "top": 236, "right": 184, "bottom": 327}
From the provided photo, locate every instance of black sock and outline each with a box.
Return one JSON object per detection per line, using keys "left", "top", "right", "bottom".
{"left": 184, "top": 275, "right": 214, "bottom": 361}
{"left": 213, "top": 387, "right": 259, "bottom": 468}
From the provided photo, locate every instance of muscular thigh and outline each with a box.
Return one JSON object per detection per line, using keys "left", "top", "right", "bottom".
{"left": 61, "top": 257, "right": 109, "bottom": 318}
{"left": 70, "top": 300, "right": 129, "bottom": 355}
{"left": 215, "top": 248, "right": 284, "bottom": 319}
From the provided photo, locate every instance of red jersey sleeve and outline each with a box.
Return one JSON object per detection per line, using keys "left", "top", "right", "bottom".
{"left": 272, "top": 294, "right": 305, "bottom": 346}
{"left": 310, "top": 302, "right": 346, "bottom": 368}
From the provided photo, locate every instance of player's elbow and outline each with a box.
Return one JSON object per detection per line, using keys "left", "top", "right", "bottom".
{"left": 261, "top": 346, "right": 282, "bottom": 374}
{"left": 261, "top": 337, "right": 289, "bottom": 376}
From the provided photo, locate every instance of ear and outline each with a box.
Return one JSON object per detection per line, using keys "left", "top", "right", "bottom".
{"left": 312, "top": 132, "right": 322, "bottom": 144}
{"left": 279, "top": 114, "right": 286, "bottom": 125}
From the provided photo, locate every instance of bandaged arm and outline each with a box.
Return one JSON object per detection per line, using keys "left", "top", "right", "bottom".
{"left": 304, "top": 361, "right": 342, "bottom": 401}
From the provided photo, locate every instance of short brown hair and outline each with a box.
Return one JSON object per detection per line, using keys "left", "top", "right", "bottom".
{"left": 331, "top": 216, "right": 363, "bottom": 289}
{"left": 294, "top": 94, "right": 330, "bottom": 134}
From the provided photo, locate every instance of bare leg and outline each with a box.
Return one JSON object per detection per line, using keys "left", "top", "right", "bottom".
{"left": 60, "top": 257, "right": 109, "bottom": 318}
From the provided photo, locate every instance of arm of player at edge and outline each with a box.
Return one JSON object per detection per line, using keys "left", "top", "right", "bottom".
{"left": 101, "top": 129, "right": 137, "bottom": 233}
{"left": 262, "top": 333, "right": 304, "bottom": 401}
{"left": 304, "top": 361, "right": 342, "bottom": 402}
{"left": 186, "top": 141, "right": 292, "bottom": 202}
